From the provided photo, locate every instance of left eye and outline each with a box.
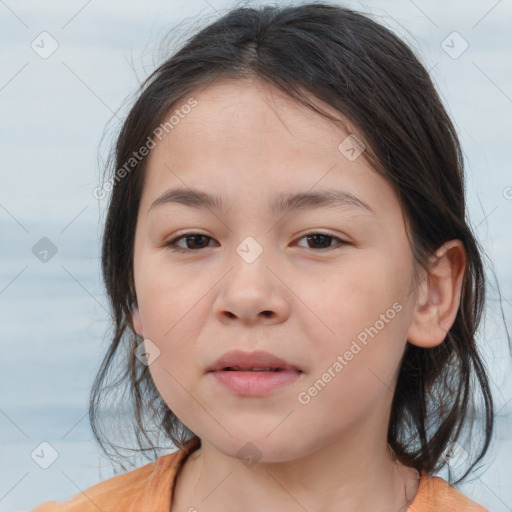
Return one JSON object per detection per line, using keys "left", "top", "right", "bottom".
{"left": 296, "top": 233, "right": 345, "bottom": 250}
{"left": 165, "top": 232, "right": 346, "bottom": 253}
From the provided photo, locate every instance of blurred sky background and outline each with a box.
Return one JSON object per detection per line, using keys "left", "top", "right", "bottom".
{"left": 0, "top": 0, "right": 511, "bottom": 511}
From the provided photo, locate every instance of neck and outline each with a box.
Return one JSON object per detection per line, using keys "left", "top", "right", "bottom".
{"left": 172, "top": 429, "right": 420, "bottom": 512}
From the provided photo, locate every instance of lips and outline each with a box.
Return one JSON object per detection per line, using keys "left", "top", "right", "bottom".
{"left": 208, "top": 349, "right": 302, "bottom": 373}
{"left": 208, "top": 349, "right": 303, "bottom": 396}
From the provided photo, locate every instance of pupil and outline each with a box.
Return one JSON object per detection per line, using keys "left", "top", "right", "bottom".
{"left": 188, "top": 235, "right": 207, "bottom": 249}
{"left": 308, "top": 234, "right": 330, "bottom": 249}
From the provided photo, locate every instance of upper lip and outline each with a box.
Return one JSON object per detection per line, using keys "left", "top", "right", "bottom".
{"left": 208, "top": 349, "right": 302, "bottom": 372}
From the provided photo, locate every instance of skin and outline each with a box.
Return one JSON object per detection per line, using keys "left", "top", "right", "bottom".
{"left": 132, "top": 77, "right": 466, "bottom": 512}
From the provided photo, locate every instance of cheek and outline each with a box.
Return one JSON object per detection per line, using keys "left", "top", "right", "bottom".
{"left": 313, "top": 252, "right": 408, "bottom": 330}
{"left": 148, "top": 358, "right": 207, "bottom": 432}
{"left": 138, "top": 282, "right": 205, "bottom": 369}
{"left": 139, "top": 292, "right": 209, "bottom": 428}
{"left": 134, "top": 255, "right": 208, "bottom": 393}
{"left": 294, "top": 278, "right": 410, "bottom": 436}
{"left": 293, "top": 357, "right": 394, "bottom": 455}
{"left": 304, "top": 250, "right": 413, "bottom": 379}
{"left": 135, "top": 252, "right": 204, "bottom": 336}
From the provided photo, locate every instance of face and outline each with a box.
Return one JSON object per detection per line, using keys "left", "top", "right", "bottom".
{"left": 132, "top": 77, "right": 420, "bottom": 462}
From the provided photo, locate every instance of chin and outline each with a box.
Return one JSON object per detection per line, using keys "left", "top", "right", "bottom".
{"left": 207, "top": 435, "right": 303, "bottom": 465}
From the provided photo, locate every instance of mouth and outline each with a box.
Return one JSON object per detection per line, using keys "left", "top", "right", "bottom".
{"left": 207, "top": 350, "right": 303, "bottom": 396}
{"left": 219, "top": 367, "right": 293, "bottom": 372}
{"left": 207, "top": 349, "right": 302, "bottom": 374}
{"left": 210, "top": 368, "right": 302, "bottom": 396}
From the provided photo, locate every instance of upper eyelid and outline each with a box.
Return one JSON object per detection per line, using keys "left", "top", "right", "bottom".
{"left": 167, "top": 230, "right": 345, "bottom": 240}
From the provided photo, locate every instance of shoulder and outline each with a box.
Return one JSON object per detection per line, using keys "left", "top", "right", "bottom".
{"left": 409, "top": 471, "right": 490, "bottom": 512}
{"left": 28, "top": 440, "right": 198, "bottom": 512}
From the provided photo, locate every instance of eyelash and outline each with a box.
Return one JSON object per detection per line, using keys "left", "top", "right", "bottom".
{"left": 164, "top": 232, "right": 348, "bottom": 253}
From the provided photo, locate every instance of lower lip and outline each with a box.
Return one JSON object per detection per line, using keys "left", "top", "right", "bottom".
{"left": 210, "top": 370, "right": 302, "bottom": 396}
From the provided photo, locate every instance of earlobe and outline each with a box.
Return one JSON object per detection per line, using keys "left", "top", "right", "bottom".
{"left": 132, "top": 306, "right": 144, "bottom": 337}
{"left": 407, "top": 240, "right": 466, "bottom": 349}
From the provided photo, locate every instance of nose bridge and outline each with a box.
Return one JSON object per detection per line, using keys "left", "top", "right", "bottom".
{"left": 213, "top": 233, "right": 289, "bottom": 322}
{"left": 228, "top": 234, "right": 273, "bottom": 292}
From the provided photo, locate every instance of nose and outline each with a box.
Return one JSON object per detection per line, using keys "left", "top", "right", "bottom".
{"left": 212, "top": 240, "right": 291, "bottom": 326}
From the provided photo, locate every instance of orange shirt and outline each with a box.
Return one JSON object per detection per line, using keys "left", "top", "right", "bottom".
{"left": 29, "top": 439, "right": 490, "bottom": 512}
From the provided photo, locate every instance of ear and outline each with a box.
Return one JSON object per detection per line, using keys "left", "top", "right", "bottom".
{"left": 407, "top": 240, "right": 466, "bottom": 348}
{"left": 132, "top": 306, "right": 144, "bottom": 337}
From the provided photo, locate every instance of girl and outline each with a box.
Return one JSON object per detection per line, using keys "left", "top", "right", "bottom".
{"left": 31, "top": 2, "right": 502, "bottom": 511}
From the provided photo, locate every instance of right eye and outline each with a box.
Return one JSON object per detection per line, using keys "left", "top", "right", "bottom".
{"left": 164, "top": 233, "right": 218, "bottom": 253}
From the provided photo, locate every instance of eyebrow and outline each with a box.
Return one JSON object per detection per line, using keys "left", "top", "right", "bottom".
{"left": 148, "top": 187, "right": 375, "bottom": 216}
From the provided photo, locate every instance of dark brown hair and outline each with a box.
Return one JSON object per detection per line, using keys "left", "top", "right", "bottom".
{"left": 91, "top": 1, "right": 506, "bottom": 484}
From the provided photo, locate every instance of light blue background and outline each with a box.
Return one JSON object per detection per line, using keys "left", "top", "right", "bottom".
{"left": 1, "top": 1, "right": 511, "bottom": 511}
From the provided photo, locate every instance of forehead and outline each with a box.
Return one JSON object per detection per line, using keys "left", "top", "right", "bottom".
{"left": 139, "top": 77, "right": 399, "bottom": 220}
{"left": 168, "top": 76, "right": 353, "bottom": 148}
